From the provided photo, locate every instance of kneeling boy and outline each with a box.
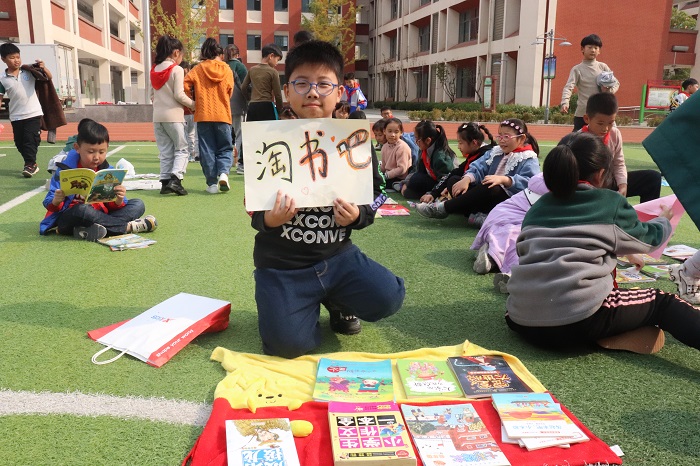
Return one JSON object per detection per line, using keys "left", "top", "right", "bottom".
{"left": 250, "top": 41, "right": 406, "bottom": 358}
{"left": 40, "top": 119, "right": 157, "bottom": 241}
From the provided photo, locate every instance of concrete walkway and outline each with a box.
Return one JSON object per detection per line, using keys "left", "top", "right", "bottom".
{"left": 0, "top": 113, "right": 654, "bottom": 144}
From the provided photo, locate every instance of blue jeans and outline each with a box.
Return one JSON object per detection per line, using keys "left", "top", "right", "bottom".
{"left": 254, "top": 245, "right": 406, "bottom": 358}
{"left": 56, "top": 199, "right": 145, "bottom": 236}
{"left": 197, "top": 122, "right": 233, "bottom": 186}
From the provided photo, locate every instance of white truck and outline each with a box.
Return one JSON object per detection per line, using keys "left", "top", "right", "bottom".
{"left": 15, "top": 43, "right": 77, "bottom": 107}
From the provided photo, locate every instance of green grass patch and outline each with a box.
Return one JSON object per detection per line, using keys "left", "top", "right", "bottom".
{"left": 1, "top": 140, "right": 699, "bottom": 465}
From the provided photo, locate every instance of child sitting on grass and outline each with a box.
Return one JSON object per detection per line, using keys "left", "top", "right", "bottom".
{"left": 249, "top": 40, "right": 405, "bottom": 359}
{"left": 400, "top": 119, "right": 455, "bottom": 200}
{"left": 380, "top": 117, "right": 412, "bottom": 191}
{"left": 581, "top": 92, "right": 661, "bottom": 203}
{"left": 506, "top": 132, "right": 700, "bottom": 354}
{"left": 40, "top": 120, "right": 157, "bottom": 242}
{"left": 372, "top": 119, "right": 387, "bottom": 151}
{"left": 417, "top": 119, "right": 539, "bottom": 219}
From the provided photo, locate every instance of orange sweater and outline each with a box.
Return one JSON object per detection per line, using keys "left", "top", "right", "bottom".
{"left": 183, "top": 59, "right": 233, "bottom": 124}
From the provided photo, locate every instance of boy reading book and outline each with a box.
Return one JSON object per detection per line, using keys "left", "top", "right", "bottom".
{"left": 40, "top": 120, "right": 157, "bottom": 242}
{"left": 249, "top": 41, "right": 405, "bottom": 358}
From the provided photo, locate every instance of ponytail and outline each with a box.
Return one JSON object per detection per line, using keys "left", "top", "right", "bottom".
{"left": 543, "top": 132, "right": 612, "bottom": 198}
{"left": 154, "top": 35, "right": 183, "bottom": 65}
{"left": 415, "top": 120, "right": 455, "bottom": 158}
{"left": 479, "top": 125, "right": 495, "bottom": 146}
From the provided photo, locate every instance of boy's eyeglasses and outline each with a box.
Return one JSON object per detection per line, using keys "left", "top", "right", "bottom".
{"left": 495, "top": 134, "right": 524, "bottom": 141}
{"left": 289, "top": 80, "right": 339, "bottom": 96}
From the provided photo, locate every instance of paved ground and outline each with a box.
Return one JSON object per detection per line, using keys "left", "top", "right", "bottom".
{"left": 0, "top": 111, "right": 654, "bottom": 144}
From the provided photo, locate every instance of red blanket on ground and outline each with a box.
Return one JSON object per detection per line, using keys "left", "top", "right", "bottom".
{"left": 183, "top": 397, "right": 622, "bottom": 466}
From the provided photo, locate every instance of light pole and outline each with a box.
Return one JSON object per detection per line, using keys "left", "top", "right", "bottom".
{"left": 532, "top": 29, "right": 570, "bottom": 124}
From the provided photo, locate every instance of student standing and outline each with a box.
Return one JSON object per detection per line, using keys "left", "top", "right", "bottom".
{"left": 249, "top": 40, "right": 405, "bottom": 358}
{"left": 0, "top": 42, "right": 47, "bottom": 178}
{"left": 561, "top": 34, "right": 619, "bottom": 131}
{"left": 184, "top": 38, "right": 234, "bottom": 194}
{"left": 225, "top": 45, "right": 248, "bottom": 171}
{"left": 151, "top": 35, "right": 195, "bottom": 196}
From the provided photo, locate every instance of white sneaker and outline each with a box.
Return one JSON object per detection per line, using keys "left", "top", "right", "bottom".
{"left": 493, "top": 273, "right": 511, "bottom": 294}
{"left": 128, "top": 215, "right": 157, "bottom": 234}
{"left": 668, "top": 264, "right": 700, "bottom": 304}
{"left": 206, "top": 184, "right": 219, "bottom": 194}
{"left": 473, "top": 243, "right": 494, "bottom": 274}
{"left": 218, "top": 173, "right": 230, "bottom": 192}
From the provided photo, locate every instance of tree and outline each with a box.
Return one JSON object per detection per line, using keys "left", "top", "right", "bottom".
{"left": 435, "top": 62, "right": 457, "bottom": 103}
{"left": 150, "top": 0, "right": 219, "bottom": 61}
{"left": 670, "top": 7, "right": 697, "bottom": 30}
{"left": 301, "top": 0, "right": 359, "bottom": 65}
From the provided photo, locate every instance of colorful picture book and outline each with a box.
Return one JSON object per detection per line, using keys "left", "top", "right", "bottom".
{"left": 396, "top": 359, "right": 463, "bottom": 398}
{"left": 617, "top": 254, "right": 668, "bottom": 267}
{"left": 225, "top": 418, "right": 300, "bottom": 466}
{"left": 447, "top": 356, "right": 532, "bottom": 399}
{"left": 663, "top": 244, "right": 698, "bottom": 261}
{"left": 615, "top": 267, "right": 656, "bottom": 284}
{"left": 97, "top": 233, "right": 156, "bottom": 251}
{"left": 328, "top": 401, "right": 416, "bottom": 465}
{"left": 377, "top": 204, "right": 410, "bottom": 216}
{"left": 401, "top": 403, "right": 510, "bottom": 466}
{"left": 491, "top": 393, "right": 584, "bottom": 440}
{"left": 313, "top": 358, "right": 394, "bottom": 402}
{"left": 59, "top": 168, "right": 127, "bottom": 204}
{"left": 639, "top": 264, "right": 671, "bottom": 279}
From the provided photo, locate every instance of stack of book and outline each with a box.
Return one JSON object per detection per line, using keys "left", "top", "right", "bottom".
{"left": 492, "top": 393, "right": 589, "bottom": 451}
{"left": 663, "top": 245, "right": 698, "bottom": 261}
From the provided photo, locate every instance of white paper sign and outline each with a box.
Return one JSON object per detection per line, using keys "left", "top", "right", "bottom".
{"left": 242, "top": 119, "right": 374, "bottom": 211}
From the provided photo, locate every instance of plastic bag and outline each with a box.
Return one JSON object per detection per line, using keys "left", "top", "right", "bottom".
{"left": 115, "top": 158, "right": 136, "bottom": 176}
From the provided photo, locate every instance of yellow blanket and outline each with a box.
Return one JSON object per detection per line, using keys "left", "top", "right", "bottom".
{"left": 211, "top": 340, "right": 546, "bottom": 412}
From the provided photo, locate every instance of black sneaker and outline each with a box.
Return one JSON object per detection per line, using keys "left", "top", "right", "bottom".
{"left": 328, "top": 308, "right": 362, "bottom": 335}
{"left": 166, "top": 176, "right": 188, "bottom": 196}
{"left": 73, "top": 224, "right": 107, "bottom": 242}
{"left": 160, "top": 180, "right": 174, "bottom": 195}
{"left": 22, "top": 164, "right": 40, "bottom": 178}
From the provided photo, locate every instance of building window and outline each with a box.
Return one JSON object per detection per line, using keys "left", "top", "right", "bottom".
{"left": 386, "top": 75, "right": 396, "bottom": 99}
{"left": 131, "top": 71, "right": 138, "bottom": 85}
{"left": 274, "top": 0, "right": 288, "bottom": 11}
{"left": 77, "top": 0, "right": 94, "bottom": 23}
{"left": 418, "top": 25, "right": 430, "bottom": 52}
{"left": 389, "top": 35, "right": 397, "bottom": 60}
{"left": 109, "top": 17, "right": 120, "bottom": 38}
{"left": 416, "top": 71, "right": 428, "bottom": 99}
{"left": 130, "top": 28, "right": 137, "bottom": 47}
{"left": 247, "top": 34, "right": 261, "bottom": 51}
{"left": 420, "top": 0, "right": 430, "bottom": 5}
{"left": 458, "top": 9, "right": 479, "bottom": 43}
{"left": 247, "top": 0, "right": 261, "bottom": 11}
{"left": 301, "top": 0, "right": 310, "bottom": 12}
{"left": 220, "top": 34, "right": 234, "bottom": 46}
{"left": 219, "top": 0, "right": 233, "bottom": 9}
{"left": 274, "top": 34, "right": 289, "bottom": 52}
{"left": 456, "top": 66, "right": 476, "bottom": 99}
{"left": 390, "top": 0, "right": 398, "bottom": 19}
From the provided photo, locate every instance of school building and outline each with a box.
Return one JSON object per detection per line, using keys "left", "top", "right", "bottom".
{"left": 0, "top": 0, "right": 146, "bottom": 105}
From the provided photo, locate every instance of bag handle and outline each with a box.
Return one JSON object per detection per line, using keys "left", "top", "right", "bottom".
{"left": 91, "top": 346, "right": 127, "bottom": 365}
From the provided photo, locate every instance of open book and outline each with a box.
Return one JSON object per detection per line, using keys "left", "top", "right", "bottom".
{"left": 59, "top": 168, "right": 127, "bottom": 204}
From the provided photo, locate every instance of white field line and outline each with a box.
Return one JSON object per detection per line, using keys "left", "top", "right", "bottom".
{"left": 0, "top": 145, "right": 126, "bottom": 216}
{"left": 0, "top": 389, "right": 212, "bottom": 426}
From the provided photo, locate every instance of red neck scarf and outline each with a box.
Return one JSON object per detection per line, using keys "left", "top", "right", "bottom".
{"left": 581, "top": 125, "right": 611, "bottom": 146}
{"left": 421, "top": 149, "right": 438, "bottom": 180}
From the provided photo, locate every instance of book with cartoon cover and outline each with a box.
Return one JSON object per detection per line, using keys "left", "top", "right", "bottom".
{"left": 492, "top": 393, "right": 582, "bottom": 439}
{"left": 313, "top": 358, "right": 393, "bottom": 402}
{"left": 615, "top": 267, "right": 656, "bottom": 284}
{"left": 97, "top": 234, "right": 156, "bottom": 251}
{"left": 328, "top": 401, "right": 416, "bottom": 465}
{"left": 617, "top": 254, "right": 668, "bottom": 267}
{"left": 225, "top": 418, "right": 300, "bottom": 466}
{"left": 396, "top": 359, "right": 463, "bottom": 398}
{"left": 447, "top": 356, "right": 532, "bottom": 399}
{"left": 59, "top": 168, "right": 127, "bottom": 204}
{"left": 401, "top": 403, "right": 510, "bottom": 466}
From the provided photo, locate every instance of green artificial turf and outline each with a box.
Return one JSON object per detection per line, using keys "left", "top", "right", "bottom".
{"left": 1, "top": 140, "right": 699, "bottom": 465}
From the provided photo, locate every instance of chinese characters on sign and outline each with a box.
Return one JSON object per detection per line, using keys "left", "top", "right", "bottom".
{"left": 243, "top": 119, "right": 374, "bottom": 211}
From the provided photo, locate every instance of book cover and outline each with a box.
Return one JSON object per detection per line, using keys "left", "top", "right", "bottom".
{"left": 491, "top": 393, "right": 581, "bottom": 439}
{"left": 313, "top": 358, "right": 393, "bottom": 402}
{"left": 396, "top": 359, "right": 463, "bottom": 398}
{"left": 617, "top": 254, "right": 668, "bottom": 267}
{"left": 225, "top": 418, "right": 300, "bottom": 466}
{"left": 639, "top": 264, "right": 671, "bottom": 279}
{"left": 663, "top": 244, "right": 698, "bottom": 261}
{"left": 615, "top": 267, "right": 656, "bottom": 284}
{"left": 377, "top": 204, "right": 410, "bottom": 216}
{"left": 60, "top": 168, "right": 127, "bottom": 204}
{"left": 328, "top": 401, "right": 416, "bottom": 465}
{"left": 401, "top": 403, "right": 510, "bottom": 466}
{"left": 97, "top": 234, "right": 156, "bottom": 251}
{"left": 447, "top": 356, "right": 532, "bottom": 399}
